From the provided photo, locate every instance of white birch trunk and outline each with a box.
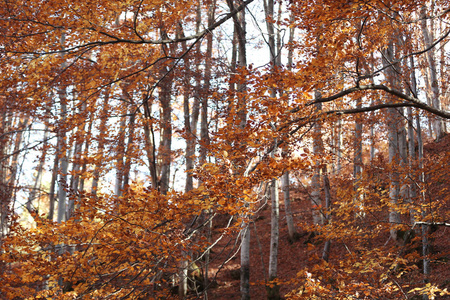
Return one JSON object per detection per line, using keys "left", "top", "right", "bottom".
{"left": 281, "top": 5, "right": 298, "bottom": 243}
{"left": 282, "top": 171, "right": 297, "bottom": 242}
{"left": 114, "top": 114, "right": 126, "bottom": 197}
{"left": 57, "top": 32, "right": 68, "bottom": 225}
{"left": 267, "top": 178, "right": 280, "bottom": 299}
{"left": 240, "top": 224, "right": 250, "bottom": 300}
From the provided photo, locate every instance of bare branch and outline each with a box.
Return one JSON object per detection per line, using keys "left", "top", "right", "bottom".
{"left": 305, "top": 84, "right": 450, "bottom": 119}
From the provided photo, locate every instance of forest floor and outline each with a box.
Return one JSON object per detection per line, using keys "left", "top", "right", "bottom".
{"left": 204, "top": 134, "right": 450, "bottom": 300}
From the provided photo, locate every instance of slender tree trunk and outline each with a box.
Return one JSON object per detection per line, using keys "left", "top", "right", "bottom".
{"left": 159, "top": 80, "right": 172, "bottom": 196}
{"left": 264, "top": 1, "right": 280, "bottom": 298}
{"left": 179, "top": 20, "right": 196, "bottom": 194}
{"left": 7, "top": 118, "right": 29, "bottom": 202}
{"left": 0, "top": 104, "right": 9, "bottom": 239}
{"left": 311, "top": 93, "right": 324, "bottom": 226}
{"left": 336, "top": 118, "right": 342, "bottom": 173}
{"left": 354, "top": 98, "right": 364, "bottom": 217}
{"left": 142, "top": 100, "right": 158, "bottom": 190}
{"left": 91, "top": 89, "right": 111, "bottom": 194}
{"left": 226, "top": 1, "right": 249, "bottom": 298}
{"left": 56, "top": 101, "right": 69, "bottom": 224}
{"left": 0, "top": 117, "right": 28, "bottom": 237}
{"left": 387, "top": 110, "right": 401, "bottom": 241}
{"left": 48, "top": 142, "right": 59, "bottom": 221}
{"left": 199, "top": 0, "right": 214, "bottom": 164}
{"left": 57, "top": 32, "right": 69, "bottom": 224}
{"left": 122, "top": 113, "right": 135, "bottom": 190}
{"left": 68, "top": 102, "right": 87, "bottom": 217}
{"left": 202, "top": 4, "right": 216, "bottom": 298}
{"left": 383, "top": 42, "right": 402, "bottom": 241}
{"left": 411, "top": 53, "right": 430, "bottom": 299}
{"left": 158, "top": 30, "right": 174, "bottom": 195}
{"left": 122, "top": 87, "right": 136, "bottom": 192}
{"left": 420, "top": 5, "right": 443, "bottom": 140}
{"left": 408, "top": 56, "right": 419, "bottom": 223}
{"left": 282, "top": 171, "right": 297, "bottom": 242}
{"left": 439, "top": 20, "right": 447, "bottom": 134}
{"left": 27, "top": 127, "right": 49, "bottom": 214}
{"left": 418, "top": 114, "right": 429, "bottom": 299}
{"left": 321, "top": 165, "right": 331, "bottom": 262}
{"left": 177, "top": 20, "right": 196, "bottom": 299}
{"left": 267, "top": 178, "right": 280, "bottom": 300}
{"left": 240, "top": 224, "right": 250, "bottom": 300}
{"left": 114, "top": 113, "right": 126, "bottom": 197}
{"left": 280, "top": 3, "right": 298, "bottom": 243}
{"left": 78, "top": 112, "right": 94, "bottom": 193}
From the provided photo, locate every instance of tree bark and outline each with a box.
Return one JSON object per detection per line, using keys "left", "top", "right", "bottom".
{"left": 91, "top": 89, "right": 111, "bottom": 194}
{"left": 114, "top": 112, "right": 126, "bottom": 197}
{"left": 68, "top": 101, "right": 87, "bottom": 217}
{"left": 354, "top": 97, "right": 364, "bottom": 217}
{"left": 57, "top": 32, "right": 69, "bottom": 224}
{"left": 420, "top": 5, "right": 443, "bottom": 140}
{"left": 267, "top": 178, "right": 280, "bottom": 300}
{"left": 311, "top": 92, "right": 324, "bottom": 226}
{"left": 158, "top": 31, "right": 174, "bottom": 195}
{"left": 321, "top": 165, "right": 331, "bottom": 262}
{"left": 383, "top": 42, "right": 402, "bottom": 241}
{"left": 27, "top": 126, "right": 49, "bottom": 214}
{"left": 226, "top": 1, "right": 249, "bottom": 298}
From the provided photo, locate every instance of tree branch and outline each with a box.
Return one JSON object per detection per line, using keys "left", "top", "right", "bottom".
{"left": 304, "top": 84, "right": 450, "bottom": 119}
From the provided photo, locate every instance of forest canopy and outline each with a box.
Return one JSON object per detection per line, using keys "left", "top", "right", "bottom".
{"left": 0, "top": 0, "right": 449, "bottom": 299}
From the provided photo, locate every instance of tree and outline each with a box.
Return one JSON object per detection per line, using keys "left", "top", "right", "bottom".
{"left": 0, "top": 1, "right": 449, "bottom": 299}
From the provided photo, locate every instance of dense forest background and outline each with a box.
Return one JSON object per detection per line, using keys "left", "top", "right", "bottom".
{"left": 0, "top": 0, "right": 449, "bottom": 299}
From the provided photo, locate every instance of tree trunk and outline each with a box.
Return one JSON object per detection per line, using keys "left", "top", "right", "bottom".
{"left": 420, "top": 5, "right": 443, "bottom": 140}
{"left": 27, "top": 126, "right": 49, "bottom": 214}
{"left": 91, "top": 89, "right": 111, "bottom": 194}
{"left": 311, "top": 92, "right": 324, "bottom": 226}
{"left": 0, "top": 103, "right": 9, "bottom": 239}
{"left": 199, "top": 0, "right": 214, "bottom": 164}
{"left": 240, "top": 224, "right": 250, "bottom": 300}
{"left": 226, "top": 1, "right": 249, "bottom": 298}
{"left": 282, "top": 171, "right": 297, "bottom": 242}
{"left": 336, "top": 118, "right": 342, "bottom": 173}
{"left": 57, "top": 32, "right": 69, "bottom": 224}
{"left": 264, "top": 1, "right": 280, "bottom": 298}
{"left": 267, "top": 178, "right": 280, "bottom": 300}
{"left": 48, "top": 142, "right": 59, "bottom": 221}
{"left": 354, "top": 98, "right": 363, "bottom": 217}
{"left": 122, "top": 87, "right": 136, "bottom": 193}
{"left": 1, "top": 116, "right": 29, "bottom": 236}
{"left": 78, "top": 112, "right": 94, "bottom": 193}
{"left": 142, "top": 100, "right": 158, "bottom": 190}
{"left": 180, "top": 20, "right": 196, "bottom": 194}
{"left": 114, "top": 113, "right": 126, "bottom": 197}
{"left": 68, "top": 102, "right": 87, "bottom": 217}
{"left": 280, "top": 9, "right": 298, "bottom": 242}
{"left": 321, "top": 165, "right": 331, "bottom": 262}
{"left": 158, "top": 31, "right": 173, "bottom": 195}
{"left": 383, "top": 42, "right": 402, "bottom": 241}
{"left": 412, "top": 53, "right": 430, "bottom": 299}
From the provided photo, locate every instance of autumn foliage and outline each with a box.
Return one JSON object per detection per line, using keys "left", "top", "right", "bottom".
{"left": 0, "top": 0, "right": 449, "bottom": 299}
